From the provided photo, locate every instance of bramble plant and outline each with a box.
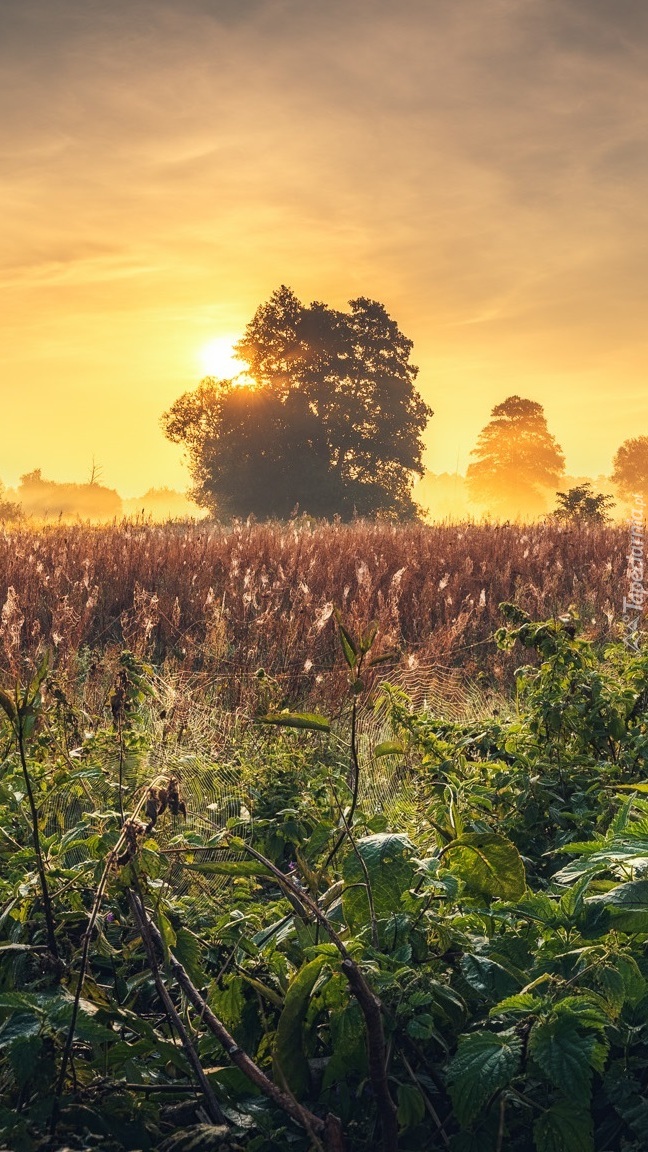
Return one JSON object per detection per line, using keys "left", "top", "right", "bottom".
{"left": 1, "top": 609, "right": 648, "bottom": 1149}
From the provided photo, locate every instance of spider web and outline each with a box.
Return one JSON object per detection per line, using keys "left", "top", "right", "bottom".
{"left": 40, "top": 662, "right": 506, "bottom": 905}
{"left": 40, "top": 672, "right": 252, "bottom": 913}
{"left": 355, "top": 661, "right": 508, "bottom": 825}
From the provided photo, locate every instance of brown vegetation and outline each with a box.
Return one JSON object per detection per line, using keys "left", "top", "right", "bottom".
{"left": 0, "top": 519, "right": 629, "bottom": 706}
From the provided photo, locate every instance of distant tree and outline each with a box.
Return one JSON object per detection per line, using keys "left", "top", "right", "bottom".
{"left": 552, "top": 483, "right": 614, "bottom": 524}
{"left": 0, "top": 482, "right": 21, "bottom": 522}
{"left": 162, "top": 286, "right": 432, "bottom": 520}
{"left": 17, "top": 470, "right": 122, "bottom": 521}
{"left": 466, "top": 396, "right": 565, "bottom": 518}
{"left": 611, "top": 436, "right": 648, "bottom": 501}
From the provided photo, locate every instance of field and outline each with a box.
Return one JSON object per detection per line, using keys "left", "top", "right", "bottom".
{"left": 0, "top": 518, "right": 627, "bottom": 695}
{"left": 1, "top": 518, "right": 647, "bottom": 1152}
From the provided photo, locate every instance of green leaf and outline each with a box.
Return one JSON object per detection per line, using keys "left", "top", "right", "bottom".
{"left": 9, "top": 1034, "right": 43, "bottom": 1088}
{"left": 446, "top": 1030, "right": 522, "bottom": 1126}
{"left": 342, "top": 833, "right": 415, "bottom": 934}
{"left": 174, "top": 927, "right": 207, "bottom": 987}
{"left": 593, "top": 965, "right": 625, "bottom": 1017}
{"left": 586, "top": 880, "right": 648, "bottom": 933}
{"left": 260, "top": 711, "right": 331, "bottom": 732}
{"left": 461, "top": 955, "right": 521, "bottom": 1002}
{"left": 373, "top": 740, "right": 404, "bottom": 758}
{"left": 0, "top": 1013, "right": 41, "bottom": 1047}
{"left": 360, "top": 622, "right": 378, "bottom": 653}
{"left": 489, "top": 993, "right": 545, "bottom": 1019}
{"left": 442, "top": 833, "right": 526, "bottom": 901}
{"left": 209, "top": 975, "right": 245, "bottom": 1032}
{"left": 334, "top": 613, "right": 358, "bottom": 669}
{"left": 0, "top": 688, "right": 16, "bottom": 725}
{"left": 397, "top": 1083, "right": 426, "bottom": 1129}
{"left": 613, "top": 954, "right": 646, "bottom": 1005}
{"left": 156, "top": 909, "right": 176, "bottom": 961}
{"left": 272, "top": 957, "right": 326, "bottom": 1097}
{"left": 528, "top": 1015, "right": 607, "bottom": 1101}
{"left": 533, "top": 1101, "right": 594, "bottom": 1152}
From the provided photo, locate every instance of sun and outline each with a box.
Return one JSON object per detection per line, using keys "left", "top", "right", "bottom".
{"left": 199, "top": 335, "right": 245, "bottom": 379}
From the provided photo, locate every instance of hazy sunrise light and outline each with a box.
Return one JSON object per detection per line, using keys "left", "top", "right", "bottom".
{"left": 2, "top": 0, "right": 648, "bottom": 504}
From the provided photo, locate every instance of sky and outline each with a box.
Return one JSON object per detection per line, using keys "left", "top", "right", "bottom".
{"left": 2, "top": 0, "right": 648, "bottom": 496}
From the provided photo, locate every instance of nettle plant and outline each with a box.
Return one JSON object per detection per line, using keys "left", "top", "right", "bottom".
{"left": 2, "top": 611, "right": 648, "bottom": 1151}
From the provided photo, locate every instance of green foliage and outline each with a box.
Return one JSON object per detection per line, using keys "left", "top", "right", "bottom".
{"left": 446, "top": 1030, "right": 522, "bottom": 1124}
{"left": 4, "top": 612, "right": 648, "bottom": 1149}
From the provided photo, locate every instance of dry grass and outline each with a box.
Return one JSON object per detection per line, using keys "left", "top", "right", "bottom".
{"left": 0, "top": 518, "right": 630, "bottom": 704}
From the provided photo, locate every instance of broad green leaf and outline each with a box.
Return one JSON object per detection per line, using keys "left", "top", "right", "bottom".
{"left": 9, "top": 1034, "right": 43, "bottom": 1088}
{"left": 0, "top": 1013, "right": 40, "bottom": 1047}
{"left": 342, "top": 833, "right": 415, "bottom": 934}
{"left": 489, "top": 993, "right": 545, "bottom": 1019}
{"left": 586, "top": 880, "right": 648, "bottom": 933}
{"left": 553, "top": 840, "right": 648, "bottom": 884}
{"left": 613, "top": 954, "right": 646, "bottom": 1005}
{"left": 446, "top": 1030, "right": 522, "bottom": 1125}
{"left": 442, "top": 833, "right": 526, "bottom": 901}
{"left": 272, "top": 956, "right": 326, "bottom": 1097}
{"left": 533, "top": 1101, "right": 594, "bottom": 1152}
{"left": 528, "top": 1015, "right": 607, "bottom": 1100}
{"left": 593, "top": 965, "right": 625, "bottom": 1016}
{"left": 373, "top": 740, "right": 404, "bottom": 758}
{"left": 397, "top": 1083, "right": 426, "bottom": 1129}
{"left": 174, "top": 927, "right": 207, "bottom": 987}
{"left": 209, "top": 975, "right": 245, "bottom": 1032}
{"left": 461, "top": 954, "right": 521, "bottom": 1002}
{"left": 260, "top": 711, "right": 331, "bottom": 732}
{"left": 604, "top": 1062, "right": 648, "bottom": 1137}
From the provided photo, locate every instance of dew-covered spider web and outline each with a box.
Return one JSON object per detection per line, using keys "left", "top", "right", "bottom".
{"left": 40, "top": 661, "right": 507, "bottom": 906}
{"left": 40, "top": 671, "right": 253, "bottom": 915}
{"left": 354, "top": 661, "right": 509, "bottom": 826}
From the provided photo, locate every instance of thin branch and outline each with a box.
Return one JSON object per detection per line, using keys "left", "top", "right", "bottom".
{"left": 16, "top": 709, "right": 58, "bottom": 960}
{"left": 239, "top": 841, "right": 398, "bottom": 1152}
{"left": 128, "top": 885, "right": 225, "bottom": 1126}
{"left": 138, "top": 908, "right": 344, "bottom": 1148}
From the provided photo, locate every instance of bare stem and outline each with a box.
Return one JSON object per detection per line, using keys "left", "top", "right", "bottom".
{"left": 139, "top": 908, "right": 345, "bottom": 1149}
{"left": 129, "top": 884, "right": 225, "bottom": 1126}
{"left": 16, "top": 713, "right": 58, "bottom": 960}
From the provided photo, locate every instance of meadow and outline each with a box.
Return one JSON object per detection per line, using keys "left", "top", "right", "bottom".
{"left": 0, "top": 518, "right": 627, "bottom": 699}
{"left": 1, "top": 517, "right": 646, "bottom": 1152}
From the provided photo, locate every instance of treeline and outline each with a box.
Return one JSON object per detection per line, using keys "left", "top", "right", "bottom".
{"left": 0, "top": 470, "right": 201, "bottom": 523}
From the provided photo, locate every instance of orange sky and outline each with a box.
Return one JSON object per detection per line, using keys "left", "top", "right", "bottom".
{"left": 3, "top": 0, "right": 648, "bottom": 496}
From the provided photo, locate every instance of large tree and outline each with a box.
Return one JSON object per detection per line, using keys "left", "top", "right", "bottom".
{"left": 611, "top": 436, "right": 648, "bottom": 501}
{"left": 466, "top": 395, "right": 565, "bottom": 518}
{"left": 163, "top": 286, "right": 432, "bottom": 520}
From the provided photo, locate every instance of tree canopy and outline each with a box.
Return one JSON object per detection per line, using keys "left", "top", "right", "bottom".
{"left": 552, "top": 483, "right": 614, "bottom": 524}
{"left": 466, "top": 395, "right": 565, "bottom": 518}
{"left": 611, "top": 436, "right": 648, "bottom": 501}
{"left": 163, "top": 286, "right": 432, "bottom": 520}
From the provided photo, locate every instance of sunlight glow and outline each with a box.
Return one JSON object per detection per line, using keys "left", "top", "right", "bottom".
{"left": 199, "top": 335, "right": 244, "bottom": 379}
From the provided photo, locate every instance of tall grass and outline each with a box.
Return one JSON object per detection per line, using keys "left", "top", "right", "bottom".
{"left": 0, "top": 518, "right": 628, "bottom": 703}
